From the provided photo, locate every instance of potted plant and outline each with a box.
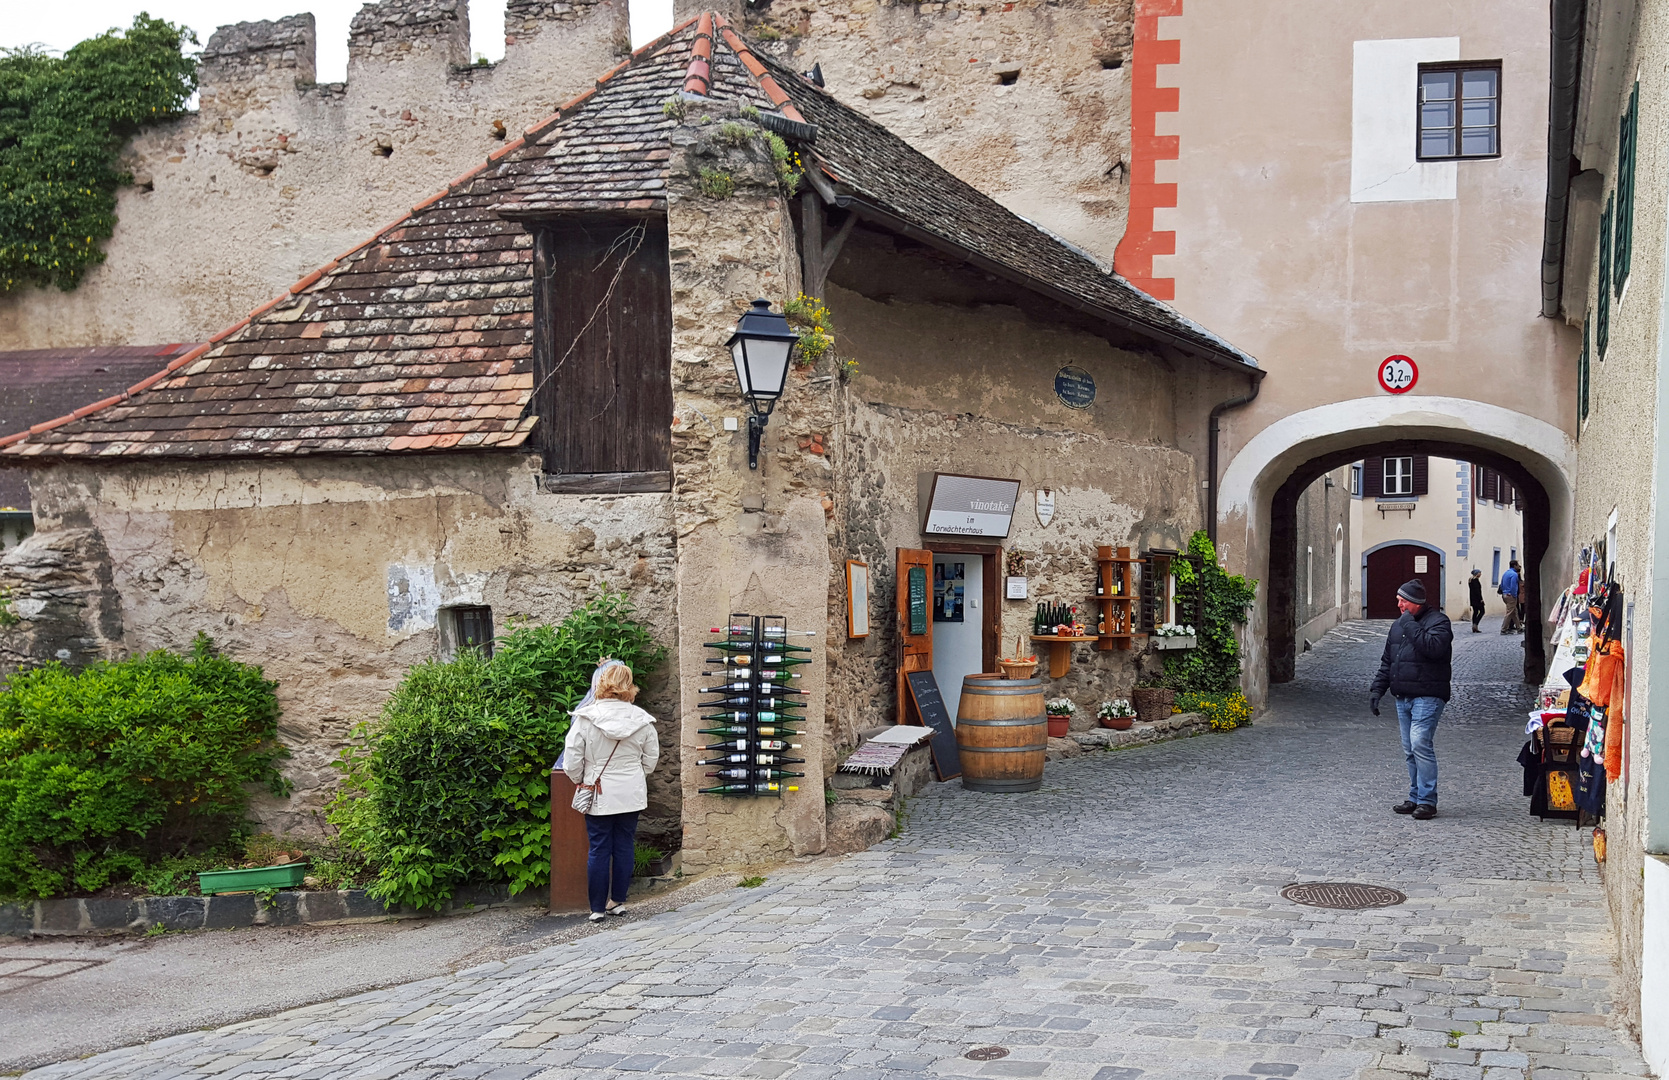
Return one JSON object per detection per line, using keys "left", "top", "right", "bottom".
{"left": 998, "top": 634, "right": 1039, "bottom": 680}
{"left": 1045, "top": 697, "right": 1076, "bottom": 738}
{"left": 1097, "top": 699, "right": 1136, "bottom": 730}
{"left": 1151, "top": 622, "right": 1198, "bottom": 650}
{"left": 1131, "top": 680, "right": 1175, "bottom": 724}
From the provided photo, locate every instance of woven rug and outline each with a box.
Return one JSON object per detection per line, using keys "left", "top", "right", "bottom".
{"left": 838, "top": 742, "right": 910, "bottom": 774}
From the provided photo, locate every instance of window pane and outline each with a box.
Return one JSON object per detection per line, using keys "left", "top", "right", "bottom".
{"left": 1423, "top": 102, "right": 1456, "bottom": 128}
{"left": 1422, "top": 133, "right": 1456, "bottom": 157}
{"left": 1461, "top": 100, "right": 1495, "bottom": 127}
{"left": 1422, "top": 71, "right": 1456, "bottom": 101}
{"left": 1461, "top": 128, "right": 1497, "bottom": 156}
{"left": 1461, "top": 68, "right": 1497, "bottom": 99}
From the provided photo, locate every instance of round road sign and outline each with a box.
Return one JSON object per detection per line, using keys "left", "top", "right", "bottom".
{"left": 1378, "top": 354, "right": 1417, "bottom": 394}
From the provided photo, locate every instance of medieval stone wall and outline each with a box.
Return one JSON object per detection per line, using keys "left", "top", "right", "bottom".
{"left": 0, "top": 0, "right": 629, "bottom": 351}
{"left": 12, "top": 454, "right": 683, "bottom": 846}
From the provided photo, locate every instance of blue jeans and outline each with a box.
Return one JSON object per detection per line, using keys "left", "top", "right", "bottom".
{"left": 584, "top": 810, "right": 638, "bottom": 913}
{"left": 1395, "top": 696, "right": 1444, "bottom": 806}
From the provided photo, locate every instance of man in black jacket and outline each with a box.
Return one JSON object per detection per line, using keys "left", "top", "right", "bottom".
{"left": 1468, "top": 569, "right": 1486, "bottom": 633}
{"left": 1370, "top": 579, "right": 1452, "bottom": 820}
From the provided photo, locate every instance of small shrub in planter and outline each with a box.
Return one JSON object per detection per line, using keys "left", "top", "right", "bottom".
{"left": 1097, "top": 699, "right": 1136, "bottom": 730}
{"left": 1045, "top": 697, "right": 1076, "bottom": 738}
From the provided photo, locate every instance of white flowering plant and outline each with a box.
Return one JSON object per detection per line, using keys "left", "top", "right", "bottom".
{"left": 1045, "top": 697, "right": 1077, "bottom": 717}
{"left": 1097, "top": 699, "right": 1136, "bottom": 720}
{"left": 1153, "top": 622, "right": 1197, "bottom": 638}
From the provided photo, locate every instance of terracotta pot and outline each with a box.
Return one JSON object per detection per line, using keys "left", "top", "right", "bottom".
{"left": 1046, "top": 715, "right": 1071, "bottom": 738}
{"left": 1100, "top": 716, "right": 1134, "bottom": 730}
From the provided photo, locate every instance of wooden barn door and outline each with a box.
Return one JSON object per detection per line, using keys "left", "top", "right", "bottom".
{"left": 896, "top": 548, "right": 933, "bottom": 724}
{"left": 1365, "top": 544, "right": 1442, "bottom": 618}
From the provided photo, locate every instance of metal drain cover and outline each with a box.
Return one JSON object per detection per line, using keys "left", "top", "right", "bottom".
{"left": 1281, "top": 882, "right": 1406, "bottom": 909}
{"left": 965, "top": 1047, "right": 1010, "bottom": 1061}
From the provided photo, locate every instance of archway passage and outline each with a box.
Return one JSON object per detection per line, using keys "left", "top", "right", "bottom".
{"left": 1268, "top": 439, "right": 1550, "bottom": 685}
{"left": 1363, "top": 542, "right": 1445, "bottom": 618}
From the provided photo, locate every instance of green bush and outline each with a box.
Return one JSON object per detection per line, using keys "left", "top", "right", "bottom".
{"left": 0, "top": 634, "right": 284, "bottom": 899}
{"left": 1163, "top": 531, "right": 1258, "bottom": 693}
{"left": 1174, "top": 689, "right": 1252, "bottom": 731}
{"left": 332, "top": 589, "right": 664, "bottom": 910}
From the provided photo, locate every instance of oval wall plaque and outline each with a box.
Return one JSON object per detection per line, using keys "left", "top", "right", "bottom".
{"left": 1054, "top": 366, "right": 1096, "bottom": 409}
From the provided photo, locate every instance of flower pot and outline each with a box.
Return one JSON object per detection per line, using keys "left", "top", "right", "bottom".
{"left": 1100, "top": 716, "right": 1134, "bottom": 730}
{"left": 1046, "top": 715, "right": 1071, "bottom": 738}
{"left": 197, "top": 861, "right": 308, "bottom": 896}
{"left": 998, "top": 659, "right": 1038, "bottom": 680}
{"left": 1131, "top": 687, "right": 1173, "bottom": 724}
{"left": 1152, "top": 635, "right": 1197, "bottom": 651}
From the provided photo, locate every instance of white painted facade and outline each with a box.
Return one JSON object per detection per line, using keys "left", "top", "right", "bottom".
{"left": 1351, "top": 38, "right": 1461, "bottom": 203}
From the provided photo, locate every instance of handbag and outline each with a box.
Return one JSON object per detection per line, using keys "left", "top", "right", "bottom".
{"left": 571, "top": 738, "right": 621, "bottom": 815}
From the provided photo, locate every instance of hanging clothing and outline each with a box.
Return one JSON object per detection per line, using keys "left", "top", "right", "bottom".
{"left": 1605, "top": 651, "right": 1626, "bottom": 782}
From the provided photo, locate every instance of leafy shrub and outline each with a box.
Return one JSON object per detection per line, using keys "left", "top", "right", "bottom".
{"left": 0, "top": 16, "right": 198, "bottom": 293}
{"left": 1162, "top": 531, "right": 1258, "bottom": 693}
{"left": 633, "top": 843, "right": 665, "bottom": 877}
{"left": 332, "top": 589, "right": 665, "bottom": 910}
{"left": 0, "top": 634, "right": 284, "bottom": 899}
{"left": 1175, "top": 689, "right": 1252, "bottom": 731}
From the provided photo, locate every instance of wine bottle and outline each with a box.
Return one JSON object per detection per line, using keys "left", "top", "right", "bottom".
{"left": 703, "top": 668, "right": 802, "bottom": 681}
{"left": 701, "top": 783, "right": 800, "bottom": 795}
{"left": 698, "top": 754, "right": 807, "bottom": 766}
{"left": 705, "top": 768, "right": 808, "bottom": 781}
{"left": 698, "top": 710, "right": 794, "bottom": 723}
{"left": 705, "top": 739, "right": 803, "bottom": 752}
{"left": 1095, "top": 571, "right": 1105, "bottom": 597}
{"left": 698, "top": 725, "right": 800, "bottom": 737}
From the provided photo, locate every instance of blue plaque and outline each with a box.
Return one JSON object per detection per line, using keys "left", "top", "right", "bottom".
{"left": 1054, "top": 366, "right": 1096, "bottom": 409}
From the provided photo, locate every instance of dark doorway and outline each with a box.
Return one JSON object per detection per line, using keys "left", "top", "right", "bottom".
{"left": 1364, "top": 544, "right": 1443, "bottom": 618}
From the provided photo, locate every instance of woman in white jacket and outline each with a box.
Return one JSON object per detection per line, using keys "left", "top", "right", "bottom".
{"left": 563, "top": 661, "right": 660, "bottom": 920}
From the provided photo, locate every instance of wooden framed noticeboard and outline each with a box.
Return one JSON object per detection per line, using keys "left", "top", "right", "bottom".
{"left": 846, "top": 560, "right": 869, "bottom": 638}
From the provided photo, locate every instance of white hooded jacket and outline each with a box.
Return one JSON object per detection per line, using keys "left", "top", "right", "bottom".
{"left": 563, "top": 699, "right": 660, "bottom": 815}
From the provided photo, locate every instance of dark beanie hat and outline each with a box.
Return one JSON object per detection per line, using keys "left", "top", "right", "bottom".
{"left": 1397, "top": 579, "right": 1427, "bottom": 604}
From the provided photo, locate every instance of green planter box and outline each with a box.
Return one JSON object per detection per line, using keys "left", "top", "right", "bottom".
{"left": 197, "top": 862, "right": 307, "bottom": 895}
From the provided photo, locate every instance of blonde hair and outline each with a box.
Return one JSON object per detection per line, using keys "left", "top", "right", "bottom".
{"left": 594, "top": 663, "right": 638, "bottom": 702}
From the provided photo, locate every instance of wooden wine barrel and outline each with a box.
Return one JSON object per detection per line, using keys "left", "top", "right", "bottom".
{"left": 956, "top": 675, "right": 1046, "bottom": 793}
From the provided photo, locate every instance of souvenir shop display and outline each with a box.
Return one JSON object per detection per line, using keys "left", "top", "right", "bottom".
{"left": 698, "top": 615, "right": 810, "bottom": 797}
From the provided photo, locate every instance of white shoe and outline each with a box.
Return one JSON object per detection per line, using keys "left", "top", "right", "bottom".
{"left": 607, "top": 904, "right": 628, "bottom": 916}
{"left": 588, "top": 911, "right": 607, "bottom": 922}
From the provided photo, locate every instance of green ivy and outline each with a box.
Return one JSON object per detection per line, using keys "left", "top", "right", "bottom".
{"left": 330, "top": 589, "right": 665, "bottom": 911}
{"left": 0, "top": 15, "right": 198, "bottom": 293}
{"left": 1162, "top": 531, "right": 1257, "bottom": 693}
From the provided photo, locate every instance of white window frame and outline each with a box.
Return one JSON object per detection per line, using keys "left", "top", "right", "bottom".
{"left": 1383, "top": 456, "right": 1415, "bottom": 496}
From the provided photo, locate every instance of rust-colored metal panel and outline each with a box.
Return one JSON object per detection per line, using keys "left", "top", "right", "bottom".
{"left": 549, "top": 770, "right": 590, "bottom": 913}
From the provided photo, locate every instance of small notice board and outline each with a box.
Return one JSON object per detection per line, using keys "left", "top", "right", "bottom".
{"left": 905, "top": 670, "right": 961, "bottom": 781}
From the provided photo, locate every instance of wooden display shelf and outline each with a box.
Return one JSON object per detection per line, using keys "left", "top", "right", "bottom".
{"left": 1093, "top": 545, "right": 1138, "bottom": 651}
{"left": 1029, "top": 634, "right": 1099, "bottom": 678}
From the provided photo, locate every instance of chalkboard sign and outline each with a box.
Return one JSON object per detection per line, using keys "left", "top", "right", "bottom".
{"left": 905, "top": 670, "right": 961, "bottom": 781}
{"left": 907, "top": 565, "right": 928, "bottom": 635}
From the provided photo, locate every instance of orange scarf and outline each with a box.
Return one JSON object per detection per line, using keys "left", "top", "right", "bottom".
{"left": 1605, "top": 647, "right": 1626, "bottom": 781}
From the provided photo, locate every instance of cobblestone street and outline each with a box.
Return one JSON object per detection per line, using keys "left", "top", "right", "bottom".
{"left": 23, "top": 620, "right": 1650, "bottom": 1080}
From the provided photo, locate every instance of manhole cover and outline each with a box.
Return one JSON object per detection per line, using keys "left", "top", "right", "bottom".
{"left": 1281, "top": 882, "right": 1406, "bottom": 909}
{"left": 965, "top": 1047, "right": 1010, "bottom": 1061}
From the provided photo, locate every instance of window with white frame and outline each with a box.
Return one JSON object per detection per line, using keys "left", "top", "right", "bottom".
{"left": 1383, "top": 456, "right": 1415, "bottom": 496}
{"left": 1350, "top": 464, "right": 1363, "bottom": 496}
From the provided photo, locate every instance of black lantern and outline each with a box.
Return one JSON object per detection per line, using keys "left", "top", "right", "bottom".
{"left": 726, "top": 298, "right": 800, "bottom": 469}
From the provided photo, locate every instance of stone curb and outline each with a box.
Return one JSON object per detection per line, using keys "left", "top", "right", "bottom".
{"left": 1069, "top": 710, "right": 1214, "bottom": 750}
{"left": 0, "top": 882, "right": 541, "bottom": 939}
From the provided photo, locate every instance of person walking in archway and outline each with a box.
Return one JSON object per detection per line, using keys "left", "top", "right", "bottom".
{"left": 1499, "top": 560, "right": 1522, "bottom": 634}
{"left": 1370, "top": 579, "right": 1452, "bottom": 820}
{"left": 1468, "top": 569, "right": 1486, "bottom": 633}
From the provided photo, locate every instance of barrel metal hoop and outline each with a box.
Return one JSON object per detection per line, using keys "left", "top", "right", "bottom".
{"left": 957, "top": 743, "right": 1048, "bottom": 754}
{"left": 955, "top": 715, "right": 1046, "bottom": 727}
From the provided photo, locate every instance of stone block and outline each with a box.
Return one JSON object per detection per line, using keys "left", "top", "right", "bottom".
{"left": 144, "top": 895, "right": 206, "bottom": 932}
{"left": 0, "top": 902, "right": 33, "bottom": 938}
{"left": 344, "top": 890, "right": 395, "bottom": 919}
{"left": 35, "top": 898, "right": 83, "bottom": 934}
{"left": 204, "top": 893, "right": 258, "bottom": 930}
{"left": 825, "top": 802, "right": 892, "bottom": 856}
{"left": 829, "top": 771, "right": 878, "bottom": 790}
{"left": 300, "top": 890, "right": 349, "bottom": 923}
{"left": 451, "top": 883, "right": 512, "bottom": 910}
{"left": 836, "top": 787, "right": 892, "bottom": 806}
{"left": 893, "top": 744, "right": 933, "bottom": 797}
{"left": 266, "top": 891, "right": 304, "bottom": 926}
{"left": 83, "top": 898, "right": 140, "bottom": 932}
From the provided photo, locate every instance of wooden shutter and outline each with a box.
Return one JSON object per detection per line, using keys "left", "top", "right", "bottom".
{"left": 1411, "top": 456, "right": 1429, "bottom": 496}
{"left": 533, "top": 217, "right": 673, "bottom": 486}
{"left": 1363, "top": 457, "right": 1384, "bottom": 498}
{"left": 1617, "top": 84, "right": 1638, "bottom": 296}
{"left": 1599, "top": 193, "right": 1613, "bottom": 358}
{"left": 1579, "top": 318, "right": 1591, "bottom": 424}
{"left": 1481, "top": 469, "right": 1498, "bottom": 502}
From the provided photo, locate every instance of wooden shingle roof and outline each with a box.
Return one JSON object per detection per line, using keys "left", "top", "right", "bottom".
{"left": 2, "top": 13, "right": 1254, "bottom": 462}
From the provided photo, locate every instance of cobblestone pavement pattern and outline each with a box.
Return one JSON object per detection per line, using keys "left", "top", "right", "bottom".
{"left": 26, "top": 618, "right": 1648, "bottom": 1080}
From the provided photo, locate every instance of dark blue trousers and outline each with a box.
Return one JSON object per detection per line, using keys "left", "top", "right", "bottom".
{"left": 584, "top": 810, "right": 638, "bottom": 913}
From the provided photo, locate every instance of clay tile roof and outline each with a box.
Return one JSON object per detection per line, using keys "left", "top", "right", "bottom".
{"left": 1, "top": 13, "right": 1253, "bottom": 462}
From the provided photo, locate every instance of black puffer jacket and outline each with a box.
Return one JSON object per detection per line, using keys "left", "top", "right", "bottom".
{"left": 1371, "top": 606, "right": 1454, "bottom": 702}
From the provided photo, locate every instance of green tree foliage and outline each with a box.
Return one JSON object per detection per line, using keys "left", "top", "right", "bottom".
{"left": 331, "top": 589, "right": 665, "bottom": 910}
{"left": 0, "top": 635, "right": 285, "bottom": 899}
{"left": 1163, "top": 530, "right": 1258, "bottom": 693}
{"left": 0, "top": 14, "right": 198, "bottom": 293}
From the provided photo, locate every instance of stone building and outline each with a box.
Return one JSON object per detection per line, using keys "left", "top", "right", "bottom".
{"left": 1541, "top": 0, "right": 1669, "bottom": 1064}
{"left": 0, "top": 15, "right": 1256, "bottom": 871}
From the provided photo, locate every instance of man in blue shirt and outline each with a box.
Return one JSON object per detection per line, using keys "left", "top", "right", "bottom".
{"left": 1499, "top": 561, "right": 1521, "bottom": 634}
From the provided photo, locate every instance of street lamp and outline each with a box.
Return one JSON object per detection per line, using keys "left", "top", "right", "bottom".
{"left": 726, "top": 298, "right": 800, "bottom": 469}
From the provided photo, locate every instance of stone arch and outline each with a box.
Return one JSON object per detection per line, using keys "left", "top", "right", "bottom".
{"left": 1215, "top": 396, "right": 1574, "bottom": 699}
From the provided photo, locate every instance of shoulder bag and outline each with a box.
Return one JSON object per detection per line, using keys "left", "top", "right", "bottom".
{"left": 571, "top": 738, "right": 621, "bottom": 815}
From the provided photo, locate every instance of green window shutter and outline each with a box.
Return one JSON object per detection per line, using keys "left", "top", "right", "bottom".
{"left": 1616, "top": 84, "right": 1638, "bottom": 297}
{"left": 1579, "top": 317, "right": 1590, "bottom": 425}
{"left": 1598, "top": 193, "right": 1613, "bottom": 358}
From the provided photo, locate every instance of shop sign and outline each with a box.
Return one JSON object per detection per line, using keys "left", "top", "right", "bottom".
{"left": 1055, "top": 366, "right": 1096, "bottom": 409}
{"left": 923, "top": 474, "right": 1021, "bottom": 537}
{"left": 907, "top": 565, "right": 928, "bottom": 635}
{"left": 1378, "top": 354, "right": 1417, "bottom": 394}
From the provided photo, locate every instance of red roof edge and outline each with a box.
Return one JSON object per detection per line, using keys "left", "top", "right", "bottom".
{"left": 713, "top": 17, "right": 809, "bottom": 124}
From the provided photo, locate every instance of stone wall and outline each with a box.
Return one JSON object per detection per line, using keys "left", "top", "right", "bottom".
{"left": 0, "top": 0, "right": 628, "bottom": 351}
{"left": 7, "top": 454, "right": 683, "bottom": 845}
{"left": 743, "top": 0, "right": 1135, "bottom": 265}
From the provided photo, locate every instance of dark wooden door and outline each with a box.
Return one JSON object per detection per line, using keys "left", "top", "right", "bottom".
{"left": 1365, "top": 544, "right": 1442, "bottom": 618}
{"left": 533, "top": 218, "right": 672, "bottom": 477}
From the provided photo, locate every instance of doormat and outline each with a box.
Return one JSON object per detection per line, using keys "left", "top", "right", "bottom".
{"left": 1280, "top": 882, "right": 1407, "bottom": 909}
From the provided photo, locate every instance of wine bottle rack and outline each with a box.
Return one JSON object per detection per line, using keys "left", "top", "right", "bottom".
{"left": 698, "top": 613, "right": 809, "bottom": 798}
